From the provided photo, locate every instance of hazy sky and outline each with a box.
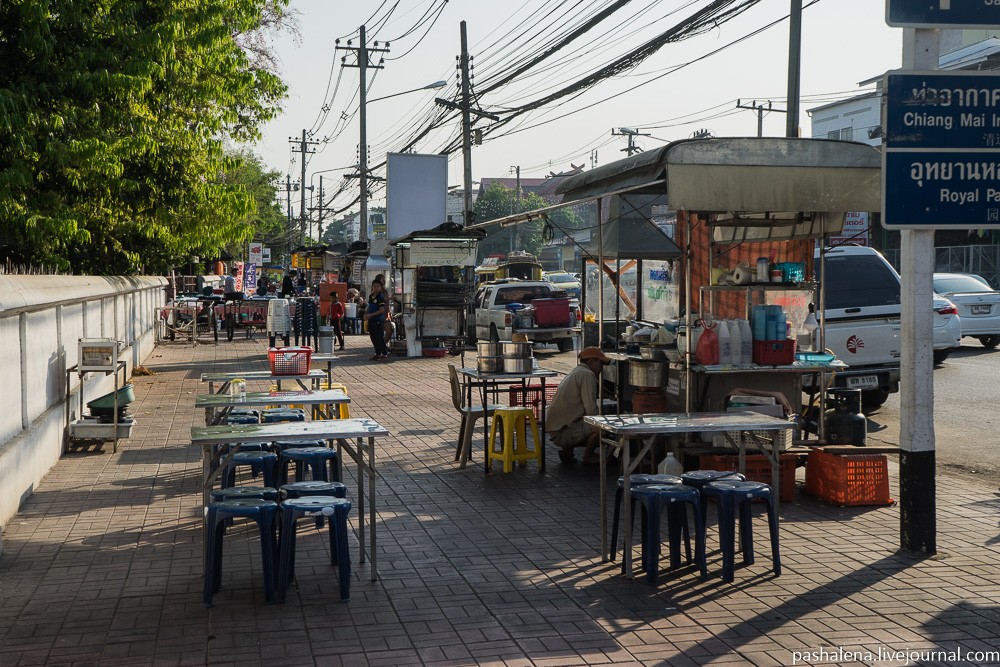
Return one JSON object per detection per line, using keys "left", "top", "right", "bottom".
{"left": 251, "top": 0, "right": 903, "bottom": 214}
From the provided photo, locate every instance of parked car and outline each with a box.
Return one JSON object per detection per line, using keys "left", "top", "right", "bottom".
{"left": 931, "top": 294, "right": 962, "bottom": 363}
{"left": 932, "top": 272, "right": 1000, "bottom": 348}
{"left": 473, "top": 279, "right": 577, "bottom": 351}
{"left": 542, "top": 271, "right": 582, "bottom": 300}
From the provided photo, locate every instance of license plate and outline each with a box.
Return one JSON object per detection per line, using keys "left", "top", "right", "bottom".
{"left": 847, "top": 375, "right": 879, "bottom": 390}
{"left": 972, "top": 304, "right": 992, "bottom": 315}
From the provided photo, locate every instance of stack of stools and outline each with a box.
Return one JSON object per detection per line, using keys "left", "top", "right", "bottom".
{"left": 486, "top": 407, "right": 543, "bottom": 473}
{"left": 693, "top": 475, "right": 781, "bottom": 583}
{"left": 627, "top": 481, "right": 707, "bottom": 583}
{"left": 293, "top": 298, "right": 318, "bottom": 348}
{"left": 262, "top": 408, "right": 305, "bottom": 423}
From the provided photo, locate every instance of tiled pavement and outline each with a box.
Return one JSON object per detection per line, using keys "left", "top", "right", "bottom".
{"left": 2, "top": 335, "right": 1000, "bottom": 666}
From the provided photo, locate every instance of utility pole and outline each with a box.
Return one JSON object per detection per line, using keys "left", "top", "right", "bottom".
{"left": 590, "top": 149, "right": 598, "bottom": 169}
{"left": 785, "top": 0, "right": 802, "bottom": 137}
{"left": 511, "top": 165, "right": 521, "bottom": 253}
{"left": 290, "top": 130, "right": 317, "bottom": 245}
{"left": 435, "top": 20, "right": 499, "bottom": 226}
{"left": 338, "top": 26, "right": 388, "bottom": 244}
{"left": 736, "top": 99, "right": 787, "bottom": 137}
{"left": 612, "top": 127, "right": 650, "bottom": 156}
{"left": 279, "top": 176, "right": 299, "bottom": 263}
{"left": 317, "top": 176, "right": 325, "bottom": 242}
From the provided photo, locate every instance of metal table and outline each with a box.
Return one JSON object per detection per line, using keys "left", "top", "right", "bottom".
{"left": 458, "top": 368, "right": 559, "bottom": 473}
{"left": 195, "top": 388, "right": 350, "bottom": 425}
{"left": 310, "top": 353, "right": 338, "bottom": 386}
{"left": 584, "top": 411, "right": 797, "bottom": 577}
{"left": 200, "top": 369, "right": 326, "bottom": 395}
{"left": 191, "top": 418, "right": 389, "bottom": 581}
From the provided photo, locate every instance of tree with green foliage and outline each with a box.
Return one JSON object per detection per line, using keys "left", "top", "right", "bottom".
{"left": 0, "top": 0, "right": 292, "bottom": 274}
{"left": 220, "top": 150, "right": 286, "bottom": 261}
{"left": 473, "top": 183, "right": 584, "bottom": 261}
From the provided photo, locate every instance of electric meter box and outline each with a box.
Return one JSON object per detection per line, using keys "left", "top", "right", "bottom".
{"left": 78, "top": 338, "right": 119, "bottom": 372}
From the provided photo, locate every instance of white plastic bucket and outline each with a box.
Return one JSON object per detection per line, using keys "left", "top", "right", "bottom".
{"left": 344, "top": 302, "right": 358, "bottom": 319}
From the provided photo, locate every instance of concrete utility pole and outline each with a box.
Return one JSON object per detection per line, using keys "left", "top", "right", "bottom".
{"left": 736, "top": 99, "right": 787, "bottom": 137}
{"left": 511, "top": 165, "right": 521, "bottom": 253}
{"left": 280, "top": 175, "right": 299, "bottom": 261}
{"left": 785, "top": 0, "right": 802, "bottom": 137}
{"left": 290, "top": 130, "right": 317, "bottom": 246}
{"left": 316, "top": 176, "right": 325, "bottom": 242}
{"left": 338, "top": 25, "right": 389, "bottom": 244}
{"left": 435, "top": 21, "right": 499, "bottom": 226}
{"left": 612, "top": 127, "right": 650, "bottom": 156}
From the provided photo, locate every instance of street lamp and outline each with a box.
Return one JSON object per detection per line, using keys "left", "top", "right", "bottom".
{"left": 359, "top": 80, "right": 448, "bottom": 243}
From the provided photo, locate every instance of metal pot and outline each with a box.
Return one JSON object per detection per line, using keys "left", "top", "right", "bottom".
{"left": 477, "top": 341, "right": 502, "bottom": 357}
{"left": 628, "top": 360, "right": 667, "bottom": 388}
{"left": 501, "top": 341, "right": 533, "bottom": 358}
{"left": 503, "top": 357, "right": 534, "bottom": 374}
{"left": 477, "top": 356, "right": 504, "bottom": 374}
{"left": 639, "top": 344, "right": 670, "bottom": 361}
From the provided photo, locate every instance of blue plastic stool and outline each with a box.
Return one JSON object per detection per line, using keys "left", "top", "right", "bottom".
{"left": 681, "top": 470, "right": 746, "bottom": 491}
{"left": 610, "top": 474, "right": 683, "bottom": 561}
{"left": 203, "top": 498, "right": 278, "bottom": 607}
{"left": 701, "top": 480, "right": 781, "bottom": 583}
{"left": 222, "top": 451, "right": 279, "bottom": 489}
{"left": 277, "top": 496, "right": 352, "bottom": 602}
{"left": 630, "top": 484, "right": 707, "bottom": 584}
{"left": 279, "top": 447, "right": 340, "bottom": 485}
{"left": 262, "top": 408, "right": 305, "bottom": 423}
{"left": 281, "top": 480, "right": 347, "bottom": 528}
{"left": 211, "top": 486, "right": 279, "bottom": 502}
{"left": 224, "top": 414, "right": 259, "bottom": 425}
{"left": 228, "top": 407, "right": 260, "bottom": 418}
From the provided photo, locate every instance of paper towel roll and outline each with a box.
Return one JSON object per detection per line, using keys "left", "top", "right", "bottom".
{"left": 731, "top": 264, "right": 753, "bottom": 285}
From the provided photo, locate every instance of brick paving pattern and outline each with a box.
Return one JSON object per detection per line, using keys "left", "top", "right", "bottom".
{"left": 1, "top": 335, "right": 1000, "bottom": 666}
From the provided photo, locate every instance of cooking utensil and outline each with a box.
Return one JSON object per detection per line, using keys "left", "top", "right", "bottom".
{"left": 501, "top": 341, "right": 533, "bottom": 358}
{"left": 628, "top": 360, "right": 667, "bottom": 388}
{"left": 502, "top": 357, "right": 534, "bottom": 374}
{"left": 639, "top": 344, "right": 670, "bottom": 361}
{"left": 477, "top": 341, "right": 502, "bottom": 357}
{"left": 476, "top": 356, "right": 504, "bottom": 373}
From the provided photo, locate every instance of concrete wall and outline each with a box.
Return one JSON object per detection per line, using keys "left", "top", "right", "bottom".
{"left": 0, "top": 276, "right": 167, "bottom": 547}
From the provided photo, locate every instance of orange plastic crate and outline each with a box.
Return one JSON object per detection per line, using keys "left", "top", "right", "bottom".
{"left": 698, "top": 453, "right": 798, "bottom": 502}
{"left": 508, "top": 383, "right": 559, "bottom": 420}
{"left": 267, "top": 346, "right": 312, "bottom": 376}
{"left": 804, "top": 449, "right": 892, "bottom": 506}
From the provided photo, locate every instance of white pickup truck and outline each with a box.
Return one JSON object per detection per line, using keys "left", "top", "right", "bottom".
{"left": 473, "top": 280, "right": 577, "bottom": 351}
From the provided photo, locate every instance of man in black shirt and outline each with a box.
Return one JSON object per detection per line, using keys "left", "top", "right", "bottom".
{"left": 280, "top": 270, "right": 296, "bottom": 298}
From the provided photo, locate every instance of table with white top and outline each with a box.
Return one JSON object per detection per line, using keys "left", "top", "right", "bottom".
{"left": 200, "top": 369, "right": 326, "bottom": 395}
{"left": 195, "top": 388, "right": 350, "bottom": 425}
{"left": 584, "top": 411, "right": 798, "bottom": 577}
{"left": 191, "top": 418, "right": 389, "bottom": 581}
{"left": 458, "top": 367, "right": 559, "bottom": 473}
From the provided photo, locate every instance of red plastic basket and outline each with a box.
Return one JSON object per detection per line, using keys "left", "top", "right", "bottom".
{"left": 804, "top": 449, "right": 892, "bottom": 506}
{"left": 752, "top": 339, "right": 796, "bottom": 365}
{"left": 268, "top": 346, "right": 312, "bottom": 376}
{"left": 508, "top": 383, "right": 559, "bottom": 420}
{"left": 698, "top": 453, "right": 798, "bottom": 502}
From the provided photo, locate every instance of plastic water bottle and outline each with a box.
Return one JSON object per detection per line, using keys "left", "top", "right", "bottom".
{"left": 717, "top": 319, "right": 731, "bottom": 365}
{"left": 738, "top": 319, "right": 753, "bottom": 364}
{"left": 728, "top": 319, "right": 742, "bottom": 366}
{"left": 657, "top": 452, "right": 684, "bottom": 476}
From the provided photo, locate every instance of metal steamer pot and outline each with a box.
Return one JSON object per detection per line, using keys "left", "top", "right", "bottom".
{"left": 628, "top": 360, "right": 667, "bottom": 388}
{"left": 503, "top": 357, "right": 534, "bottom": 374}
{"left": 501, "top": 341, "right": 533, "bottom": 358}
{"left": 477, "top": 341, "right": 502, "bottom": 357}
{"left": 477, "top": 356, "right": 504, "bottom": 374}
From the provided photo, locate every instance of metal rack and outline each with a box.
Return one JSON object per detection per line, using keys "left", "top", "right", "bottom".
{"left": 65, "top": 357, "right": 131, "bottom": 453}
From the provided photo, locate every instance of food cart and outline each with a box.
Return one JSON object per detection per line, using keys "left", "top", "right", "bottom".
{"left": 393, "top": 223, "right": 484, "bottom": 353}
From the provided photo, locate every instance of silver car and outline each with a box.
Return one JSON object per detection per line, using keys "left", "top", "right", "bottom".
{"left": 932, "top": 272, "right": 1000, "bottom": 348}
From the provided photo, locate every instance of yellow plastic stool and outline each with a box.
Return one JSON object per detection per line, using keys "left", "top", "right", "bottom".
{"left": 318, "top": 381, "right": 350, "bottom": 419}
{"left": 267, "top": 384, "right": 304, "bottom": 411}
{"left": 487, "top": 407, "right": 543, "bottom": 473}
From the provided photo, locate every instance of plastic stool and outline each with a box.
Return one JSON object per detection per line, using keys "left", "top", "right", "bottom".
{"left": 262, "top": 408, "right": 305, "bottom": 423}
{"left": 224, "top": 414, "right": 259, "bottom": 425}
{"left": 279, "top": 447, "right": 341, "bottom": 485}
{"left": 631, "top": 484, "right": 707, "bottom": 584}
{"left": 681, "top": 470, "right": 746, "bottom": 491}
{"left": 318, "top": 382, "right": 350, "bottom": 419}
{"left": 610, "top": 474, "right": 683, "bottom": 561}
{"left": 271, "top": 440, "right": 325, "bottom": 454}
{"left": 203, "top": 498, "right": 278, "bottom": 607}
{"left": 702, "top": 480, "right": 780, "bottom": 583}
{"left": 486, "top": 407, "right": 543, "bottom": 473}
{"left": 211, "top": 486, "right": 279, "bottom": 502}
{"left": 222, "top": 451, "right": 279, "bottom": 489}
{"left": 277, "top": 496, "right": 352, "bottom": 602}
{"left": 228, "top": 408, "right": 260, "bottom": 419}
{"left": 280, "top": 480, "right": 347, "bottom": 529}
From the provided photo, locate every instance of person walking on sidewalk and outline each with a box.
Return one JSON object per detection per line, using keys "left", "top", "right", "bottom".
{"left": 329, "top": 291, "right": 346, "bottom": 350}
{"left": 363, "top": 279, "right": 390, "bottom": 360}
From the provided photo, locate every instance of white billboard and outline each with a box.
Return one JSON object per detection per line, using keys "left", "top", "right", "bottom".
{"left": 387, "top": 152, "right": 448, "bottom": 242}
{"left": 249, "top": 242, "right": 263, "bottom": 266}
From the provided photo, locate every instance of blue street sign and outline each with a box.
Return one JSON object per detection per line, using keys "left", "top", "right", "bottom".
{"left": 883, "top": 151, "right": 1000, "bottom": 229}
{"left": 887, "top": 0, "right": 1000, "bottom": 28}
{"left": 885, "top": 71, "right": 1000, "bottom": 150}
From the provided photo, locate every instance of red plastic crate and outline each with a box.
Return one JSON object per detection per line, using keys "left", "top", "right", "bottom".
{"left": 508, "top": 383, "right": 559, "bottom": 420}
{"left": 804, "top": 449, "right": 892, "bottom": 506}
{"left": 268, "top": 346, "right": 312, "bottom": 375}
{"left": 531, "top": 298, "right": 570, "bottom": 327}
{"left": 698, "top": 453, "right": 798, "bottom": 501}
{"left": 752, "top": 339, "right": 796, "bottom": 365}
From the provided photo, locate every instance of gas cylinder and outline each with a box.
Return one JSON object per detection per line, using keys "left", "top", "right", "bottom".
{"left": 826, "top": 388, "right": 867, "bottom": 445}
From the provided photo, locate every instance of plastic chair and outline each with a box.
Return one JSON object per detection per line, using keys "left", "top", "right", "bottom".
{"left": 610, "top": 474, "right": 683, "bottom": 561}
{"left": 222, "top": 451, "right": 279, "bottom": 489}
{"left": 203, "top": 498, "right": 278, "bottom": 607}
{"left": 318, "top": 381, "right": 351, "bottom": 419}
{"left": 630, "top": 484, "right": 707, "bottom": 584}
{"left": 447, "top": 364, "right": 498, "bottom": 467}
{"left": 277, "top": 496, "right": 352, "bottom": 602}
{"left": 486, "top": 407, "right": 542, "bottom": 473}
{"left": 701, "top": 480, "right": 781, "bottom": 583}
